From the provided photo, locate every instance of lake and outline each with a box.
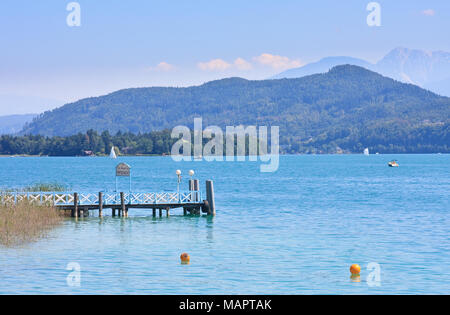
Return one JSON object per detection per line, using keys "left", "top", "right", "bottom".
{"left": 0, "top": 154, "right": 449, "bottom": 294}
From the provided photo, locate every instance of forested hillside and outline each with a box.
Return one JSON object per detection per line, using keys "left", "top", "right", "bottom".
{"left": 20, "top": 65, "right": 450, "bottom": 154}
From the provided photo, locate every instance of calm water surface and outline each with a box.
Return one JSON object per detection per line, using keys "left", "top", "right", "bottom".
{"left": 0, "top": 155, "right": 449, "bottom": 294}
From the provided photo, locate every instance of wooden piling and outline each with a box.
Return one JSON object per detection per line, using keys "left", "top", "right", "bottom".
{"left": 73, "top": 193, "right": 78, "bottom": 218}
{"left": 152, "top": 208, "right": 156, "bottom": 217}
{"left": 98, "top": 192, "right": 103, "bottom": 217}
{"left": 194, "top": 180, "right": 200, "bottom": 202}
{"left": 194, "top": 180, "right": 199, "bottom": 192}
{"left": 166, "top": 207, "right": 170, "bottom": 217}
{"left": 120, "top": 192, "right": 125, "bottom": 217}
{"left": 206, "top": 180, "right": 216, "bottom": 216}
{"left": 159, "top": 208, "right": 162, "bottom": 217}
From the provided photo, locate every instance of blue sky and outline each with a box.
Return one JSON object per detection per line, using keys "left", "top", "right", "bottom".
{"left": 0, "top": 0, "right": 449, "bottom": 115}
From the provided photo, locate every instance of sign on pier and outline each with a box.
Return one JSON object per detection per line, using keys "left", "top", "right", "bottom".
{"left": 116, "top": 163, "right": 131, "bottom": 177}
{"left": 115, "top": 163, "right": 132, "bottom": 191}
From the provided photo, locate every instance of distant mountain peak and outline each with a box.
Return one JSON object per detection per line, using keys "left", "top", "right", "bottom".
{"left": 271, "top": 56, "right": 372, "bottom": 80}
{"left": 201, "top": 77, "right": 249, "bottom": 86}
{"left": 329, "top": 64, "right": 375, "bottom": 74}
{"left": 271, "top": 47, "right": 450, "bottom": 96}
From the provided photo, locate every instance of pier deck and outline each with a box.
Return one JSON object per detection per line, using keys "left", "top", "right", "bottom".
{"left": 0, "top": 180, "right": 216, "bottom": 217}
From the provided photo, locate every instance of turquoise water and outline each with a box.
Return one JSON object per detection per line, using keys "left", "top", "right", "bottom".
{"left": 0, "top": 155, "right": 449, "bottom": 294}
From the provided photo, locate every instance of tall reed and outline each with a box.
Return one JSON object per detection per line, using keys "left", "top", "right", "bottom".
{"left": 1, "top": 182, "right": 69, "bottom": 193}
{"left": 0, "top": 200, "right": 64, "bottom": 247}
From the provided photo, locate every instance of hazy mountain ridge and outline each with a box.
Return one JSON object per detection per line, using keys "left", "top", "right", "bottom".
{"left": 273, "top": 48, "right": 450, "bottom": 97}
{"left": 20, "top": 65, "right": 450, "bottom": 153}
{"left": 0, "top": 114, "right": 38, "bottom": 135}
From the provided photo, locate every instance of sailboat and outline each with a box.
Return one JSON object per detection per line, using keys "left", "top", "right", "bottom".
{"left": 364, "top": 148, "right": 370, "bottom": 156}
{"left": 110, "top": 147, "right": 117, "bottom": 159}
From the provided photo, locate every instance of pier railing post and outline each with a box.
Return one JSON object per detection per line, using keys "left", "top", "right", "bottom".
{"left": 120, "top": 192, "right": 126, "bottom": 217}
{"left": 98, "top": 192, "right": 103, "bottom": 217}
{"left": 194, "top": 180, "right": 200, "bottom": 202}
{"left": 189, "top": 179, "right": 194, "bottom": 202}
{"left": 206, "top": 180, "right": 216, "bottom": 216}
{"left": 73, "top": 193, "right": 78, "bottom": 218}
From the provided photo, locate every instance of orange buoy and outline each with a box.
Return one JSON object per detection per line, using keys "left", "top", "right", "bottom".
{"left": 350, "top": 274, "right": 361, "bottom": 283}
{"left": 350, "top": 264, "right": 361, "bottom": 275}
{"left": 180, "top": 253, "right": 190, "bottom": 264}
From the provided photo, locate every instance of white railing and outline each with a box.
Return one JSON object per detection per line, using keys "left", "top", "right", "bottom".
{"left": 0, "top": 191, "right": 202, "bottom": 206}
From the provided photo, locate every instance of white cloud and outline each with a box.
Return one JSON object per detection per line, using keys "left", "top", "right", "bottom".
{"left": 234, "top": 58, "right": 252, "bottom": 71}
{"left": 422, "top": 9, "right": 435, "bottom": 16}
{"left": 198, "top": 59, "right": 231, "bottom": 71}
{"left": 253, "top": 53, "right": 303, "bottom": 70}
{"left": 150, "top": 62, "right": 176, "bottom": 72}
{"left": 197, "top": 54, "right": 303, "bottom": 73}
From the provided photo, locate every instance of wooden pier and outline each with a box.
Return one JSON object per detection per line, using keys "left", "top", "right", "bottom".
{"left": 0, "top": 180, "right": 215, "bottom": 218}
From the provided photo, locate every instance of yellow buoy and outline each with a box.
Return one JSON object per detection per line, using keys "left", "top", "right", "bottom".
{"left": 350, "top": 264, "right": 361, "bottom": 275}
{"left": 180, "top": 253, "right": 190, "bottom": 264}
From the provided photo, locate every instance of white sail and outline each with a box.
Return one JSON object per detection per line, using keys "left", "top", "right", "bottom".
{"left": 364, "top": 148, "right": 370, "bottom": 156}
{"left": 110, "top": 147, "right": 117, "bottom": 159}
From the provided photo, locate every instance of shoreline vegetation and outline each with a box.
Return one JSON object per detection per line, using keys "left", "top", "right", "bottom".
{"left": 0, "top": 201, "right": 64, "bottom": 247}
{"left": 0, "top": 183, "right": 68, "bottom": 247}
{"left": 0, "top": 129, "right": 449, "bottom": 156}
{"left": 1, "top": 183, "right": 70, "bottom": 193}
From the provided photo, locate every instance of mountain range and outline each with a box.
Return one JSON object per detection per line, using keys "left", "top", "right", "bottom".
{"left": 0, "top": 114, "right": 37, "bottom": 135}
{"left": 273, "top": 47, "right": 450, "bottom": 97}
{"left": 20, "top": 65, "right": 450, "bottom": 153}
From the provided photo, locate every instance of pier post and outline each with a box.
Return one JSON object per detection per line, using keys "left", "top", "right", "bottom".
{"left": 189, "top": 179, "right": 194, "bottom": 202}
{"left": 152, "top": 208, "right": 156, "bottom": 217}
{"left": 194, "top": 180, "right": 200, "bottom": 202}
{"left": 166, "top": 207, "right": 170, "bottom": 217}
{"left": 206, "top": 180, "right": 216, "bottom": 216}
{"left": 73, "top": 193, "right": 78, "bottom": 218}
{"left": 120, "top": 192, "right": 125, "bottom": 217}
{"left": 98, "top": 192, "right": 103, "bottom": 217}
{"left": 159, "top": 208, "right": 162, "bottom": 217}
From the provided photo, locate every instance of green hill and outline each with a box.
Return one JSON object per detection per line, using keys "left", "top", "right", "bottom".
{"left": 21, "top": 65, "right": 450, "bottom": 153}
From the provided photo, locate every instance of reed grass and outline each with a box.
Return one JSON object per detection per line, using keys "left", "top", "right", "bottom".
{"left": 22, "top": 182, "right": 69, "bottom": 192}
{"left": 0, "top": 200, "right": 64, "bottom": 247}
{"left": 1, "top": 182, "right": 69, "bottom": 193}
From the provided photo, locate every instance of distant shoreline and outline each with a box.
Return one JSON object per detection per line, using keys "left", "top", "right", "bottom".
{"left": 0, "top": 153, "right": 447, "bottom": 158}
